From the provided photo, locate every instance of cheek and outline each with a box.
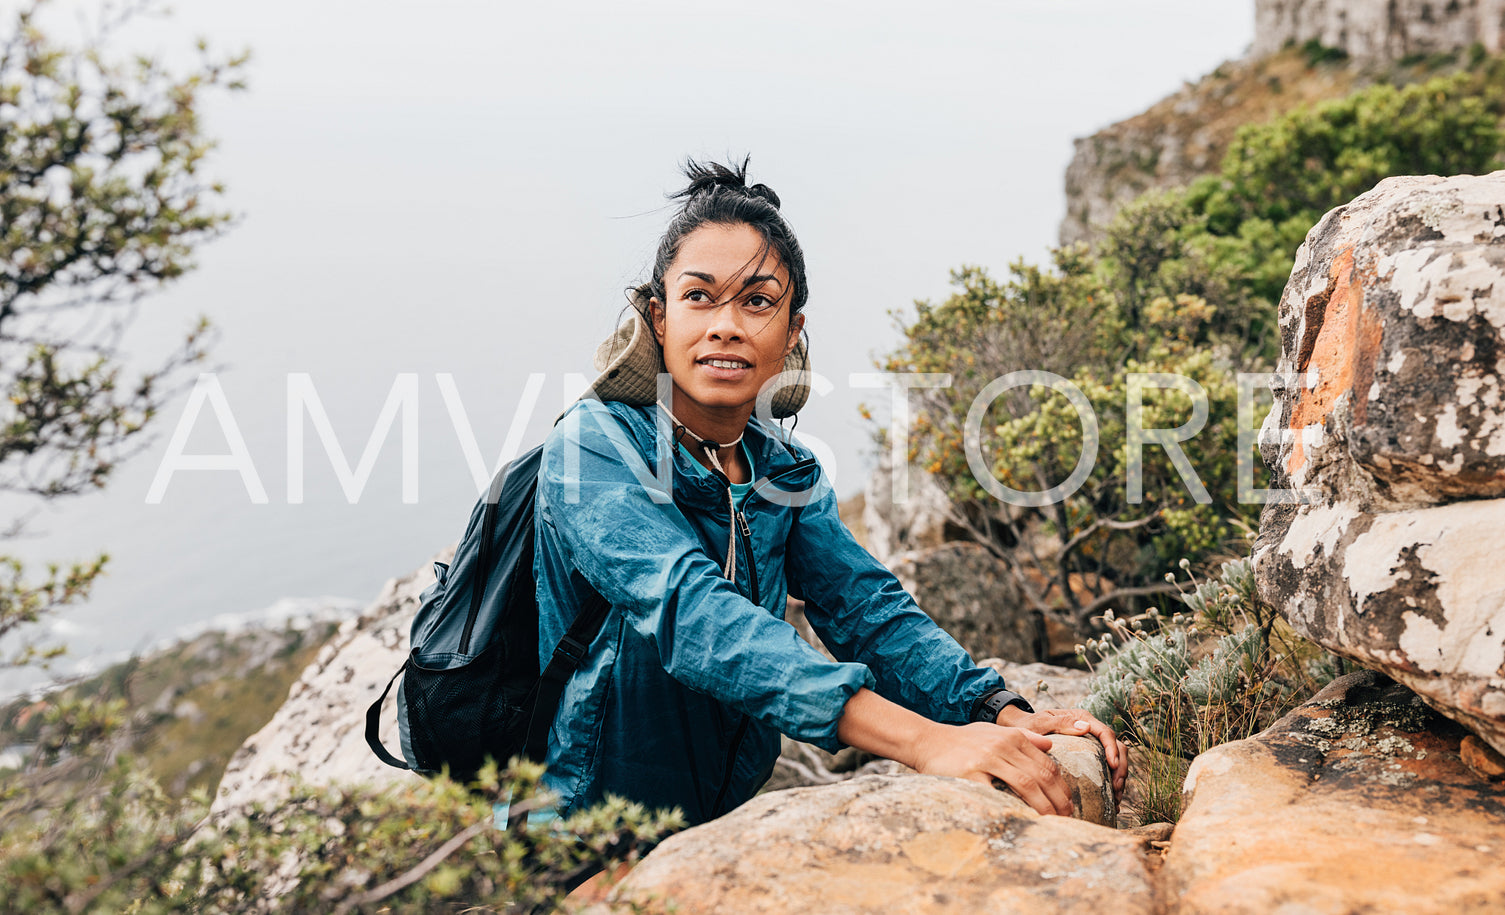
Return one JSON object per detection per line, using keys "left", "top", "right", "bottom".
{"left": 658, "top": 317, "right": 699, "bottom": 365}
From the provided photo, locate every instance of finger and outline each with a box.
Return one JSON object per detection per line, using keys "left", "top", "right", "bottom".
{"left": 1060, "top": 712, "right": 1120, "bottom": 766}
{"left": 1021, "top": 728, "right": 1054, "bottom": 752}
{"left": 1041, "top": 764, "right": 1074, "bottom": 817}
{"left": 1109, "top": 740, "right": 1128, "bottom": 803}
{"left": 1013, "top": 744, "right": 1073, "bottom": 817}
{"left": 1000, "top": 771, "right": 1058, "bottom": 817}
{"left": 1018, "top": 735, "right": 1074, "bottom": 817}
{"left": 1039, "top": 711, "right": 1092, "bottom": 736}
{"left": 994, "top": 736, "right": 1068, "bottom": 816}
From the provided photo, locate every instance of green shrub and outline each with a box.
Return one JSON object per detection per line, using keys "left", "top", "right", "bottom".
{"left": 1301, "top": 38, "right": 1349, "bottom": 67}
{"left": 0, "top": 756, "right": 683, "bottom": 913}
{"left": 881, "top": 264, "right": 1268, "bottom": 631}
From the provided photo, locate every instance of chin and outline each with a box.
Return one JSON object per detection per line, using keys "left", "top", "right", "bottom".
{"left": 678, "top": 389, "right": 758, "bottom": 412}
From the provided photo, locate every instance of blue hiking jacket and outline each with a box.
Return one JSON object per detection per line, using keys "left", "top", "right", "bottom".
{"left": 533, "top": 399, "right": 1009, "bottom": 825}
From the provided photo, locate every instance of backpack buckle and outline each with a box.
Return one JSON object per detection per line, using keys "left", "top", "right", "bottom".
{"left": 554, "top": 634, "right": 589, "bottom": 667}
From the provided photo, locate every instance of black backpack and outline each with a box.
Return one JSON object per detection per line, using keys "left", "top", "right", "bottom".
{"left": 365, "top": 443, "right": 609, "bottom": 783}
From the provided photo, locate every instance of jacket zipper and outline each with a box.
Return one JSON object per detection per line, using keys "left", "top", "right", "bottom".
{"left": 709, "top": 457, "right": 816, "bottom": 817}
{"left": 735, "top": 510, "right": 758, "bottom": 601}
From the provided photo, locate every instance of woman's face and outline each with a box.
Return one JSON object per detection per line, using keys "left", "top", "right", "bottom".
{"left": 650, "top": 222, "right": 804, "bottom": 423}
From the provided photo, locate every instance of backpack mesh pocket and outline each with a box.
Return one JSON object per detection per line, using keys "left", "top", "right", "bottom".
{"left": 401, "top": 638, "right": 538, "bottom": 782}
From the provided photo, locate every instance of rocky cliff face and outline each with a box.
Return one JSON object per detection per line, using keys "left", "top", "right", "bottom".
{"left": 1061, "top": 0, "right": 1502, "bottom": 246}
{"left": 1059, "top": 51, "right": 1365, "bottom": 246}
{"left": 212, "top": 556, "right": 443, "bottom": 813}
{"left": 1254, "top": 0, "right": 1505, "bottom": 60}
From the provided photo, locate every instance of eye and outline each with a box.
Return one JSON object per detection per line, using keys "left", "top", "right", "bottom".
{"left": 745, "top": 294, "right": 778, "bottom": 312}
{"left": 684, "top": 289, "right": 712, "bottom": 304}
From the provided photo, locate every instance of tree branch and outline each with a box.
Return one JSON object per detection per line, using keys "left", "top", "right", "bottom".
{"left": 333, "top": 819, "right": 491, "bottom": 915}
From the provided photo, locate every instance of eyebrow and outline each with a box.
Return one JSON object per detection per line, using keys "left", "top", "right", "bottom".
{"left": 678, "top": 270, "right": 783, "bottom": 288}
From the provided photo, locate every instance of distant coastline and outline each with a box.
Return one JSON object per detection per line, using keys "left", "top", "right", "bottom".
{"left": 0, "top": 594, "right": 363, "bottom": 703}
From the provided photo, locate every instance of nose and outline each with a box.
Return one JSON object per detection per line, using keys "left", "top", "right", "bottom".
{"left": 705, "top": 299, "right": 747, "bottom": 342}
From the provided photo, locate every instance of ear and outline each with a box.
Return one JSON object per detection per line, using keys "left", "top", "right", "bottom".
{"left": 648, "top": 297, "right": 666, "bottom": 346}
{"left": 784, "top": 312, "right": 806, "bottom": 356}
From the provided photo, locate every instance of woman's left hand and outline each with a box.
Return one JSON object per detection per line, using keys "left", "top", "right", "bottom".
{"left": 995, "top": 705, "right": 1129, "bottom": 804}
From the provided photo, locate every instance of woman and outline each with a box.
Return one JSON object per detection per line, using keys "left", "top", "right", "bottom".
{"left": 533, "top": 158, "right": 1127, "bottom": 830}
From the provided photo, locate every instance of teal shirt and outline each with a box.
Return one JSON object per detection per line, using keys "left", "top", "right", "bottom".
{"left": 677, "top": 440, "right": 755, "bottom": 506}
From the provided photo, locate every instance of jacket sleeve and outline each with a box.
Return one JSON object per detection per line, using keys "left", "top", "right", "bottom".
{"left": 783, "top": 467, "right": 1008, "bottom": 726}
{"left": 536, "top": 401, "right": 875, "bottom": 752}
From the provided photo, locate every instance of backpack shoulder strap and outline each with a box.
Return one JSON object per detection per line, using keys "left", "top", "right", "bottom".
{"left": 524, "top": 586, "right": 611, "bottom": 763}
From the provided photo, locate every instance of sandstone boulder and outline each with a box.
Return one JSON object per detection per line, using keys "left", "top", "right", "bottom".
{"left": 211, "top": 550, "right": 448, "bottom": 813}
{"left": 976, "top": 659, "right": 1093, "bottom": 712}
{"left": 594, "top": 765, "right": 1144, "bottom": 915}
{"left": 763, "top": 661, "right": 1094, "bottom": 794}
{"left": 1254, "top": 171, "right": 1505, "bottom": 756}
{"left": 892, "top": 543, "right": 1039, "bottom": 664}
{"left": 1166, "top": 669, "right": 1505, "bottom": 914}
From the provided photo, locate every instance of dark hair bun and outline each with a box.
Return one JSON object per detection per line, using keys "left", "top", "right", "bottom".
{"left": 746, "top": 182, "right": 781, "bottom": 208}
{"left": 670, "top": 155, "right": 780, "bottom": 209}
{"left": 649, "top": 153, "right": 808, "bottom": 319}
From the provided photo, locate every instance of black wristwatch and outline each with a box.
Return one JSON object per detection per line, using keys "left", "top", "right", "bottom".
{"left": 971, "top": 688, "right": 1034, "bottom": 723}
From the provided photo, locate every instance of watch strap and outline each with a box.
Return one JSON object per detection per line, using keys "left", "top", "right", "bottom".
{"left": 971, "top": 687, "right": 1034, "bottom": 723}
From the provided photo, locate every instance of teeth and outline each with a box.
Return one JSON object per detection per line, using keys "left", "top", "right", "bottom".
{"left": 704, "top": 359, "right": 749, "bottom": 369}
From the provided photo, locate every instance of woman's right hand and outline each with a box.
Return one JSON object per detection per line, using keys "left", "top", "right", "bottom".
{"left": 911, "top": 721, "right": 1074, "bottom": 817}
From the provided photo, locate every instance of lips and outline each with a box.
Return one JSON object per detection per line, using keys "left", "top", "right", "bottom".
{"left": 696, "top": 355, "right": 752, "bottom": 369}
{"left": 695, "top": 354, "right": 754, "bottom": 380}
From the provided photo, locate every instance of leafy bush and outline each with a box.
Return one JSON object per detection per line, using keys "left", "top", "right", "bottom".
{"left": 0, "top": 755, "right": 683, "bottom": 913}
{"left": 1301, "top": 38, "right": 1349, "bottom": 67}
{"left": 1118, "top": 71, "right": 1505, "bottom": 317}
{"left": 882, "top": 264, "right": 1264, "bottom": 631}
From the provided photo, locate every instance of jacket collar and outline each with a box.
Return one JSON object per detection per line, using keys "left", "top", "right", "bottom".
{"left": 613, "top": 404, "right": 814, "bottom": 512}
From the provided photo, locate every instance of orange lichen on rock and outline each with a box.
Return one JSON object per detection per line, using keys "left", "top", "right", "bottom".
{"left": 1284, "top": 246, "right": 1383, "bottom": 478}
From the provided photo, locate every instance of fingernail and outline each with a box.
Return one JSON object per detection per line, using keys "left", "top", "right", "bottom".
{"left": 1074, "top": 720, "right": 1088, "bottom": 729}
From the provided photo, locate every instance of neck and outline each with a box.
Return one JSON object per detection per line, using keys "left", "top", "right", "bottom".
{"left": 658, "top": 388, "right": 753, "bottom": 483}
{"left": 660, "top": 384, "right": 752, "bottom": 448}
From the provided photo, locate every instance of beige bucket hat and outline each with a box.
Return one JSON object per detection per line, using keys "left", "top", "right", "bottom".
{"left": 586, "top": 284, "right": 812, "bottom": 419}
